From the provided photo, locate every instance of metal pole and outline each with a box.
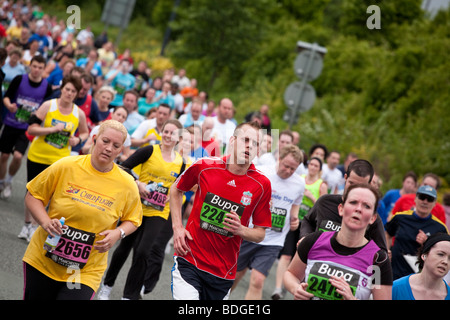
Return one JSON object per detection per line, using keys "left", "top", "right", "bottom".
{"left": 160, "top": 0, "right": 181, "bottom": 56}
{"left": 289, "top": 43, "right": 318, "bottom": 129}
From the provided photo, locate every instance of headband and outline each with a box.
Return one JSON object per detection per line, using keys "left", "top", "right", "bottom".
{"left": 422, "top": 233, "right": 450, "bottom": 253}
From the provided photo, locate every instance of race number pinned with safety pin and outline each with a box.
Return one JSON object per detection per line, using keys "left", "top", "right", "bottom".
{"left": 306, "top": 262, "right": 359, "bottom": 300}
{"left": 200, "top": 192, "right": 245, "bottom": 237}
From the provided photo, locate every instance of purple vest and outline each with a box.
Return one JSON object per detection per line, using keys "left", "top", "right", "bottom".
{"left": 308, "top": 231, "right": 380, "bottom": 276}
{"left": 3, "top": 74, "right": 48, "bottom": 130}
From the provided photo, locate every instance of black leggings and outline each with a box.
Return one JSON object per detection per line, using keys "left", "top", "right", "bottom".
{"left": 23, "top": 263, "right": 95, "bottom": 300}
{"left": 103, "top": 215, "right": 167, "bottom": 300}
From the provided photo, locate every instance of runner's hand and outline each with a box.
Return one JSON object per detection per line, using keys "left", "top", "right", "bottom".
{"left": 223, "top": 211, "right": 242, "bottom": 236}
{"left": 294, "top": 283, "right": 314, "bottom": 300}
{"left": 173, "top": 226, "right": 192, "bottom": 256}
{"left": 95, "top": 229, "right": 121, "bottom": 253}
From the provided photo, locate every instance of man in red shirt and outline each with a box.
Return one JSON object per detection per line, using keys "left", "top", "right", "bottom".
{"left": 170, "top": 121, "right": 272, "bottom": 300}
{"left": 392, "top": 172, "right": 446, "bottom": 224}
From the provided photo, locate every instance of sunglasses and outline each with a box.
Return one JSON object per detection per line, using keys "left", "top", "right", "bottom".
{"left": 417, "top": 194, "right": 436, "bottom": 202}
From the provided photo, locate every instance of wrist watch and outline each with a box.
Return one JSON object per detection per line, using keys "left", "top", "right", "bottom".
{"left": 118, "top": 227, "right": 126, "bottom": 239}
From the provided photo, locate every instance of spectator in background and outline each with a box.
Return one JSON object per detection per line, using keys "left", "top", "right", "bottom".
{"left": 2, "top": 48, "right": 26, "bottom": 91}
{"left": 28, "top": 21, "right": 49, "bottom": 57}
{"left": 131, "top": 60, "right": 151, "bottom": 96}
{"left": 94, "top": 85, "right": 115, "bottom": 122}
{"left": 137, "top": 87, "right": 159, "bottom": 116}
{"left": 171, "top": 83, "right": 184, "bottom": 117}
{"left": 178, "top": 98, "right": 205, "bottom": 128}
{"left": 444, "top": 193, "right": 450, "bottom": 231}
{"left": 255, "top": 130, "right": 293, "bottom": 167}
{"left": 202, "top": 99, "right": 216, "bottom": 117}
{"left": 378, "top": 171, "right": 417, "bottom": 225}
{"left": 201, "top": 117, "right": 221, "bottom": 157}
{"left": 122, "top": 90, "right": 144, "bottom": 135}
{"left": 76, "top": 47, "right": 103, "bottom": 80}
{"left": 106, "top": 59, "right": 136, "bottom": 107}
{"left": 392, "top": 173, "right": 446, "bottom": 225}
{"left": 321, "top": 150, "right": 343, "bottom": 194}
{"left": 98, "top": 41, "right": 116, "bottom": 75}
{"left": 171, "top": 68, "right": 190, "bottom": 90}
{"left": 385, "top": 185, "right": 449, "bottom": 280}
{"left": 22, "top": 38, "right": 40, "bottom": 67}
{"left": 180, "top": 78, "right": 198, "bottom": 110}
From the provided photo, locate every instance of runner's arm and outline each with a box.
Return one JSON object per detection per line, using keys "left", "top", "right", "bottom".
{"left": 170, "top": 185, "right": 192, "bottom": 255}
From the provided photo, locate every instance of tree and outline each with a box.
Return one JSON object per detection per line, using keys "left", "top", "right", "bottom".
{"left": 170, "top": 0, "right": 271, "bottom": 89}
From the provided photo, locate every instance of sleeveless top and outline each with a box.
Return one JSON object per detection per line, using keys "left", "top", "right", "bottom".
{"left": 138, "top": 144, "right": 184, "bottom": 220}
{"left": 305, "top": 231, "right": 381, "bottom": 300}
{"left": 298, "top": 174, "right": 323, "bottom": 219}
{"left": 3, "top": 74, "right": 49, "bottom": 130}
{"left": 27, "top": 99, "right": 80, "bottom": 165}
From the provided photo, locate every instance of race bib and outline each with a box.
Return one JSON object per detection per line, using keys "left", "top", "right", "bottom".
{"left": 15, "top": 105, "right": 35, "bottom": 123}
{"left": 141, "top": 181, "right": 169, "bottom": 211}
{"left": 45, "top": 225, "right": 96, "bottom": 270}
{"left": 298, "top": 202, "right": 312, "bottom": 220}
{"left": 200, "top": 192, "right": 245, "bottom": 237}
{"left": 306, "top": 262, "right": 359, "bottom": 300}
{"left": 270, "top": 207, "right": 287, "bottom": 232}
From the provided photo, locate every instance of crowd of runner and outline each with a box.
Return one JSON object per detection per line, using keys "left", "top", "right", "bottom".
{"left": 0, "top": 1, "right": 449, "bottom": 301}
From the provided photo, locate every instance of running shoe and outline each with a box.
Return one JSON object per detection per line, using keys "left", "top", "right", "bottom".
{"left": 27, "top": 224, "right": 37, "bottom": 242}
{"left": 271, "top": 287, "right": 286, "bottom": 300}
{"left": 18, "top": 224, "right": 31, "bottom": 240}
{"left": 1, "top": 182, "right": 11, "bottom": 199}
{"left": 97, "top": 283, "right": 113, "bottom": 300}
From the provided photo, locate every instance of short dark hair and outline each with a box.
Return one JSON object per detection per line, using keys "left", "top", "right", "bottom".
{"left": 309, "top": 143, "right": 328, "bottom": 159}
{"left": 403, "top": 171, "right": 417, "bottom": 183}
{"left": 342, "top": 182, "right": 380, "bottom": 215}
{"left": 30, "top": 55, "right": 47, "bottom": 66}
{"left": 61, "top": 74, "right": 82, "bottom": 93}
{"left": 0, "top": 48, "right": 7, "bottom": 63}
{"left": 346, "top": 159, "right": 374, "bottom": 183}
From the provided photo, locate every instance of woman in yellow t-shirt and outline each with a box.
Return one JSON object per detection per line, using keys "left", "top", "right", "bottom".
{"left": 97, "top": 119, "right": 186, "bottom": 300}
{"left": 23, "top": 120, "right": 143, "bottom": 300}
{"left": 21, "top": 75, "right": 90, "bottom": 243}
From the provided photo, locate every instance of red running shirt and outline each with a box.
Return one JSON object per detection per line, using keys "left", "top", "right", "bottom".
{"left": 175, "top": 156, "right": 272, "bottom": 279}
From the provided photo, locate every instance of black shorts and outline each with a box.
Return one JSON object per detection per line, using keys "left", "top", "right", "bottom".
{"left": 23, "top": 263, "right": 95, "bottom": 300}
{"left": 0, "top": 124, "right": 30, "bottom": 155}
{"left": 280, "top": 224, "right": 300, "bottom": 257}
{"left": 26, "top": 159, "right": 50, "bottom": 182}
{"left": 171, "top": 256, "right": 234, "bottom": 300}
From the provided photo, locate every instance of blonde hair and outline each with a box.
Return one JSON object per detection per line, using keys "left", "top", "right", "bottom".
{"left": 88, "top": 120, "right": 127, "bottom": 154}
{"left": 97, "top": 120, "right": 128, "bottom": 144}
{"left": 97, "top": 85, "right": 116, "bottom": 101}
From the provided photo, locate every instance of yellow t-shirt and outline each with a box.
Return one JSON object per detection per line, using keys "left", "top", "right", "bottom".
{"left": 139, "top": 144, "right": 184, "bottom": 219}
{"left": 27, "top": 99, "right": 80, "bottom": 165}
{"left": 23, "top": 155, "right": 143, "bottom": 291}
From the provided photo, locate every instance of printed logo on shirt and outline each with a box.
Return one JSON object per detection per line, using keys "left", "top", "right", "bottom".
{"left": 64, "top": 183, "right": 115, "bottom": 212}
{"left": 318, "top": 219, "right": 341, "bottom": 232}
{"left": 240, "top": 191, "right": 252, "bottom": 206}
{"left": 227, "top": 180, "right": 236, "bottom": 187}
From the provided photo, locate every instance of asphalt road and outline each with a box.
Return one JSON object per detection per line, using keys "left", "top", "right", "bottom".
{"left": 0, "top": 154, "right": 293, "bottom": 301}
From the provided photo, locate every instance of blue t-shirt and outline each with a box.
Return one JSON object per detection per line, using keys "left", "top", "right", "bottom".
{"left": 393, "top": 274, "right": 450, "bottom": 300}
{"left": 379, "top": 189, "right": 401, "bottom": 225}
{"left": 107, "top": 71, "right": 136, "bottom": 106}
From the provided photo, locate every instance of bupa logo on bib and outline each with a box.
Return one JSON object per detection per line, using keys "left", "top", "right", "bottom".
{"left": 241, "top": 191, "right": 252, "bottom": 206}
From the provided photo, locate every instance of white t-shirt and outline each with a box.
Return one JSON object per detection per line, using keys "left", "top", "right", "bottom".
{"left": 131, "top": 118, "right": 157, "bottom": 139}
{"left": 321, "top": 164, "right": 343, "bottom": 194}
{"left": 251, "top": 165, "right": 305, "bottom": 247}
{"left": 211, "top": 117, "right": 236, "bottom": 147}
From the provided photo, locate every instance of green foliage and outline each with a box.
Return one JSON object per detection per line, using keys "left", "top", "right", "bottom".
{"left": 39, "top": 0, "right": 450, "bottom": 191}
